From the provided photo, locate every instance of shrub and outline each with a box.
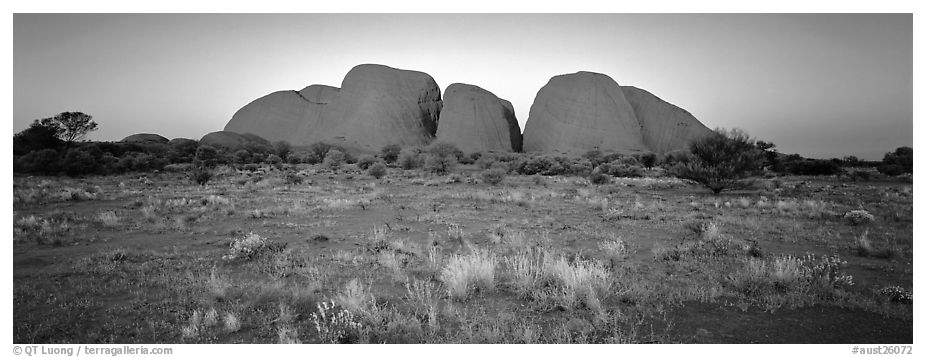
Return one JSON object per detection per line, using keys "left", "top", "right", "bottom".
{"left": 286, "top": 154, "right": 303, "bottom": 164}
{"left": 62, "top": 148, "right": 102, "bottom": 176}
{"left": 476, "top": 155, "right": 497, "bottom": 170}
{"left": 17, "top": 148, "right": 61, "bottom": 174}
{"left": 310, "top": 301, "right": 366, "bottom": 344}
{"left": 638, "top": 153, "right": 658, "bottom": 168}
{"left": 233, "top": 149, "right": 252, "bottom": 164}
{"left": 307, "top": 142, "right": 334, "bottom": 164}
{"left": 222, "top": 232, "right": 286, "bottom": 261}
{"left": 323, "top": 149, "right": 346, "bottom": 170}
{"left": 877, "top": 164, "right": 905, "bottom": 177}
{"left": 167, "top": 139, "right": 199, "bottom": 163}
{"left": 368, "top": 162, "right": 387, "bottom": 179}
{"left": 427, "top": 142, "right": 464, "bottom": 160}
{"left": 283, "top": 171, "right": 303, "bottom": 185}
{"left": 518, "top": 156, "right": 560, "bottom": 176}
{"left": 398, "top": 149, "right": 421, "bottom": 170}
{"left": 194, "top": 145, "right": 220, "bottom": 168}
{"left": 273, "top": 141, "right": 292, "bottom": 161}
{"left": 541, "top": 255, "right": 612, "bottom": 310}
{"left": 357, "top": 155, "right": 378, "bottom": 170}
{"left": 440, "top": 249, "right": 497, "bottom": 299}
{"left": 880, "top": 147, "right": 912, "bottom": 174}
{"left": 786, "top": 159, "right": 842, "bottom": 176}
{"left": 848, "top": 170, "right": 872, "bottom": 182}
{"left": 671, "top": 128, "right": 764, "bottom": 194}
{"left": 582, "top": 149, "right": 605, "bottom": 167}
{"left": 557, "top": 157, "right": 593, "bottom": 176}
{"left": 588, "top": 168, "right": 610, "bottom": 185}
{"left": 192, "top": 167, "right": 213, "bottom": 186}
{"left": 380, "top": 144, "right": 402, "bottom": 164}
{"left": 265, "top": 154, "right": 282, "bottom": 165}
{"left": 13, "top": 121, "right": 63, "bottom": 155}
{"left": 603, "top": 164, "right": 644, "bottom": 178}
{"left": 844, "top": 210, "right": 874, "bottom": 225}
{"left": 424, "top": 153, "right": 456, "bottom": 175}
{"left": 481, "top": 167, "right": 506, "bottom": 185}
{"left": 878, "top": 286, "right": 913, "bottom": 304}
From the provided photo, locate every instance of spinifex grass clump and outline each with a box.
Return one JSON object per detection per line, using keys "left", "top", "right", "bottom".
{"left": 310, "top": 301, "right": 366, "bottom": 344}
{"left": 538, "top": 255, "right": 612, "bottom": 311}
{"left": 730, "top": 254, "right": 854, "bottom": 298}
{"left": 440, "top": 248, "right": 497, "bottom": 299}
{"left": 222, "top": 232, "right": 286, "bottom": 261}
{"left": 844, "top": 209, "right": 875, "bottom": 226}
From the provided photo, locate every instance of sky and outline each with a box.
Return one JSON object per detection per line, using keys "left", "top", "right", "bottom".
{"left": 13, "top": 13, "right": 912, "bottom": 159}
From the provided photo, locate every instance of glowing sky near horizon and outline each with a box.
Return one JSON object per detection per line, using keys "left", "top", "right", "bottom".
{"left": 14, "top": 13, "right": 911, "bottom": 159}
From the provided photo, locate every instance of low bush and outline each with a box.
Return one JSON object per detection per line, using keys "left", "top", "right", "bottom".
{"left": 588, "top": 169, "right": 610, "bottom": 185}
{"left": 398, "top": 149, "right": 421, "bottom": 170}
{"left": 323, "top": 149, "right": 346, "bottom": 170}
{"left": 481, "top": 167, "right": 506, "bottom": 185}
{"left": 424, "top": 154, "right": 456, "bottom": 175}
{"left": 380, "top": 144, "right": 402, "bottom": 165}
{"left": 368, "top": 163, "right": 387, "bottom": 179}
{"left": 844, "top": 210, "right": 874, "bottom": 226}
{"left": 357, "top": 156, "right": 378, "bottom": 170}
{"left": 222, "top": 232, "right": 286, "bottom": 261}
{"left": 192, "top": 167, "right": 213, "bottom": 186}
{"left": 440, "top": 249, "right": 497, "bottom": 299}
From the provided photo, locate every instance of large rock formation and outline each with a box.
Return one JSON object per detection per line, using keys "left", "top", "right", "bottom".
{"left": 225, "top": 64, "right": 441, "bottom": 151}
{"left": 200, "top": 131, "right": 270, "bottom": 151}
{"left": 523, "top": 71, "right": 710, "bottom": 155}
{"left": 621, "top": 86, "right": 712, "bottom": 154}
{"left": 225, "top": 85, "right": 338, "bottom": 145}
{"left": 121, "top": 133, "right": 169, "bottom": 144}
{"left": 522, "top": 72, "right": 648, "bottom": 155}
{"left": 435, "top": 83, "right": 521, "bottom": 152}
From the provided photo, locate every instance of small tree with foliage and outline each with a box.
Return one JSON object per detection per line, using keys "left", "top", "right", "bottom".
{"left": 273, "top": 141, "right": 292, "bottom": 161}
{"left": 40, "top": 112, "right": 98, "bottom": 146}
{"left": 323, "top": 149, "right": 346, "bottom": 171}
{"left": 381, "top": 144, "right": 402, "bottom": 165}
{"left": 193, "top": 145, "right": 220, "bottom": 168}
{"left": 368, "top": 162, "right": 387, "bottom": 179}
{"left": 14, "top": 120, "right": 63, "bottom": 155}
{"left": 672, "top": 128, "right": 765, "bottom": 194}
{"left": 878, "top": 147, "right": 912, "bottom": 175}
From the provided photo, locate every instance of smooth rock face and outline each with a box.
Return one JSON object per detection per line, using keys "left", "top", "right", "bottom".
{"left": 200, "top": 131, "right": 270, "bottom": 151}
{"left": 522, "top": 72, "right": 648, "bottom": 155}
{"left": 436, "top": 83, "right": 521, "bottom": 152}
{"left": 621, "top": 86, "right": 713, "bottom": 154}
{"left": 121, "top": 133, "right": 169, "bottom": 144}
{"left": 319, "top": 64, "right": 442, "bottom": 150}
{"left": 225, "top": 85, "right": 338, "bottom": 145}
{"left": 225, "top": 64, "right": 441, "bottom": 151}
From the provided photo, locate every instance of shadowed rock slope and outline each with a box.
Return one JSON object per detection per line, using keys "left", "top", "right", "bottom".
{"left": 435, "top": 83, "right": 521, "bottom": 152}
{"left": 621, "top": 86, "right": 713, "bottom": 154}
{"left": 121, "top": 133, "right": 169, "bottom": 144}
{"left": 225, "top": 64, "right": 441, "bottom": 151}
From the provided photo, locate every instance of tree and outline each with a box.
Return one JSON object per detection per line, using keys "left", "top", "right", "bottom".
{"left": 381, "top": 144, "right": 402, "bottom": 164}
{"left": 13, "top": 120, "right": 63, "bottom": 155}
{"left": 194, "top": 145, "right": 220, "bottom": 168}
{"left": 40, "top": 112, "right": 98, "bottom": 145}
{"left": 274, "top": 141, "right": 292, "bottom": 161}
{"left": 672, "top": 128, "right": 765, "bottom": 194}
{"left": 879, "top": 146, "right": 912, "bottom": 175}
{"left": 755, "top": 140, "right": 779, "bottom": 171}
